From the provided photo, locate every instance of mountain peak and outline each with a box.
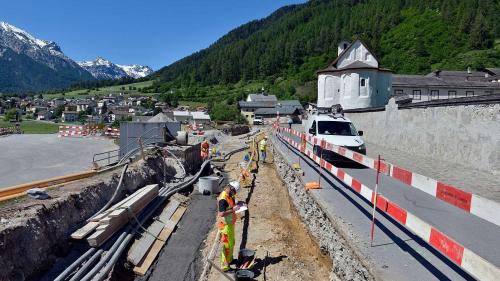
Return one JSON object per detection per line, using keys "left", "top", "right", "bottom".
{"left": 78, "top": 57, "right": 153, "bottom": 79}
{"left": 0, "top": 21, "right": 53, "bottom": 49}
{"left": 0, "top": 21, "right": 94, "bottom": 93}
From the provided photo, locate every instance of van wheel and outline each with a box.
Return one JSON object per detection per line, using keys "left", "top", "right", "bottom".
{"left": 313, "top": 145, "right": 321, "bottom": 156}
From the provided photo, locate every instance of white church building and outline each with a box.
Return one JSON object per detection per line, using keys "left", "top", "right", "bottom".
{"left": 316, "top": 40, "right": 392, "bottom": 110}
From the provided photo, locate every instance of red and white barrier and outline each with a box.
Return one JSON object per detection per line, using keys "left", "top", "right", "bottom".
{"left": 59, "top": 125, "right": 119, "bottom": 138}
{"left": 105, "top": 127, "right": 120, "bottom": 138}
{"left": 275, "top": 129, "right": 500, "bottom": 281}
{"left": 281, "top": 127, "right": 500, "bottom": 227}
{"left": 58, "top": 125, "right": 87, "bottom": 138}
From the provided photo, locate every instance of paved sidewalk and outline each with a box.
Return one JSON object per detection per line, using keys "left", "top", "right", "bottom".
{"left": 0, "top": 134, "right": 117, "bottom": 188}
{"left": 366, "top": 142, "right": 500, "bottom": 203}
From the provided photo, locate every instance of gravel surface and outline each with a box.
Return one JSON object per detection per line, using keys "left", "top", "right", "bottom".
{"left": 0, "top": 134, "right": 117, "bottom": 188}
{"left": 272, "top": 142, "right": 374, "bottom": 281}
{"left": 203, "top": 147, "right": 333, "bottom": 281}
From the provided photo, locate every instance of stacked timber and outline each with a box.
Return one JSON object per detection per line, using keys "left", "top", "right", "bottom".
{"left": 71, "top": 184, "right": 159, "bottom": 247}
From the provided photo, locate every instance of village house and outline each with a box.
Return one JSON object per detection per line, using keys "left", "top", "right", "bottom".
{"left": 191, "top": 111, "right": 211, "bottom": 125}
{"left": 392, "top": 68, "right": 500, "bottom": 102}
{"left": 173, "top": 110, "right": 192, "bottom": 123}
{"left": 36, "top": 110, "right": 52, "bottom": 121}
{"left": 61, "top": 111, "right": 78, "bottom": 122}
{"left": 51, "top": 98, "right": 65, "bottom": 107}
{"left": 238, "top": 93, "right": 303, "bottom": 124}
{"left": 29, "top": 105, "right": 49, "bottom": 114}
{"left": 76, "top": 100, "right": 96, "bottom": 113}
{"left": 316, "top": 40, "right": 393, "bottom": 110}
{"left": 108, "top": 109, "right": 131, "bottom": 122}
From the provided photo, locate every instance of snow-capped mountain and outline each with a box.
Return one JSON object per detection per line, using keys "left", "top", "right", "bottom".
{"left": 77, "top": 57, "right": 129, "bottom": 80}
{"left": 78, "top": 57, "right": 153, "bottom": 80}
{"left": 117, "top": 64, "right": 154, "bottom": 79}
{"left": 0, "top": 21, "right": 94, "bottom": 92}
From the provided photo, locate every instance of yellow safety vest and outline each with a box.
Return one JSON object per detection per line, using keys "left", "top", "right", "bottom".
{"left": 259, "top": 139, "right": 267, "bottom": 151}
{"left": 217, "top": 190, "right": 236, "bottom": 229}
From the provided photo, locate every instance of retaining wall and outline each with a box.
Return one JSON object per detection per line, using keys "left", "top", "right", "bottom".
{"left": 345, "top": 99, "right": 500, "bottom": 174}
{"left": 271, "top": 141, "right": 375, "bottom": 281}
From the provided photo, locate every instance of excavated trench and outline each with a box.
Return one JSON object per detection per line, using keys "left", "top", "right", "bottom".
{"left": 270, "top": 141, "right": 375, "bottom": 281}
{"left": 0, "top": 150, "right": 186, "bottom": 281}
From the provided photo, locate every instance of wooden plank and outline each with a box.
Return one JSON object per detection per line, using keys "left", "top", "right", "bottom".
{"left": 89, "top": 186, "right": 150, "bottom": 222}
{"left": 128, "top": 221, "right": 165, "bottom": 265}
{"left": 127, "top": 200, "right": 181, "bottom": 265}
{"left": 133, "top": 206, "right": 187, "bottom": 276}
{"left": 71, "top": 221, "right": 99, "bottom": 239}
{"left": 87, "top": 185, "right": 159, "bottom": 247}
{"left": 119, "top": 185, "right": 158, "bottom": 213}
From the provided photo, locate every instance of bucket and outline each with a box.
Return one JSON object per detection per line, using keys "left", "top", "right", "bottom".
{"left": 234, "top": 269, "right": 254, "bottom": 280}
{"left": 198, "top": 176, "right": 220, "bottom": 195}
{"left": 176, "top": 131, "right": 188, "bottom": 145}
{"left": 238, "top": 249, "right": 256, "bottom": 260}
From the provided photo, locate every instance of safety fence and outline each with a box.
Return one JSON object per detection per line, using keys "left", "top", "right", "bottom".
{"left": 274, "top": 125, "right": 499, "bottom": 281}
{"left": 0, "top": 127, "right": 16, "bottom": 136}
{"left": 279, "top": 127, "right": 500, "bottom": 228}
{"left": 105, "top": 127, "right": 120, "bottom": 138}
{"left": 58, "top": 125, "right": 120, "bottom": 138}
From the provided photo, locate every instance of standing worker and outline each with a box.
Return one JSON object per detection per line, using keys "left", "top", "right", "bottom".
{"left": 287, "top": 115, "right": 293, "bottom": 129}
{"left": 201, "top": 138, "right": 210, "bottom": 160}
{"left": 218, "top": 181, "right": 241, "bottom": 272}
{"left": 259, "top": 135, "right": 268, "bottom": 163}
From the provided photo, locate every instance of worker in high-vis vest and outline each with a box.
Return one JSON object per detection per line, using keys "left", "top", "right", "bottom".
{"left": 259, "top": 135, "right": 268, "bottom": 163}
{"left": 218, "top": 181, "right": 240, "bottom": 271}
{"left": 201, "top": 138, "right": 209, "bottom": 160}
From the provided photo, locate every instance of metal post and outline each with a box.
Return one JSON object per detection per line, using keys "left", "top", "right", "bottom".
{"left": 138, "top": 137, "right": 145, "bottom": 160}
{"left": 370, "top": 154, "right": 382, "bottom": 246}
{"left": 318, "top": 140, "right": 323, "bottom": 188}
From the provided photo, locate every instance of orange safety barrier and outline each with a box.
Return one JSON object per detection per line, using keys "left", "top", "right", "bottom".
{"left": 0, "top": 170, "right": 97, "bottom": 202}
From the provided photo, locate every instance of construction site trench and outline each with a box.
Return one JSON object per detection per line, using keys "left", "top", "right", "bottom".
{"left": 0, "top": 129, "right": 371, "bottom": 281}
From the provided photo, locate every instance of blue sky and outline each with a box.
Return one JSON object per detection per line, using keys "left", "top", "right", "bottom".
{"left": 0, "top": 0, "right": 306, "bottom": 70}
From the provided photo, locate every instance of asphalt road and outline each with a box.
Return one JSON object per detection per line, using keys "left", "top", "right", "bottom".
{"left": 0, "top": 134, "right": 117, "bottom": 188}
{"left": 273, "top": 131, "right": 500, "bottom": 281}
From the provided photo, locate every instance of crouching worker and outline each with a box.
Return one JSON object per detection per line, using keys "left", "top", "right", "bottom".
{"left": 218, "top": 181, "right": 240, "bottom": 271}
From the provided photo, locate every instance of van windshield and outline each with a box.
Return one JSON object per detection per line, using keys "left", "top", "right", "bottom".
{"left": 318, "top": 121, "right": 357, "bottom": 136}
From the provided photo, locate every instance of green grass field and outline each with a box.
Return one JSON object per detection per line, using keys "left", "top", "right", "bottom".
{"left": 0, "top": 120, "right": 59, "bottom": 134}
{"left": 178, "top": 101, "right": 208, "bottom": 108}
{"left": 44, "top": 80, "right": 155, "bottom": 99}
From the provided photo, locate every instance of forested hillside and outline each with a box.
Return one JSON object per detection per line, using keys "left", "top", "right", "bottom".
{"left": 147, "top": 0, "right": 500, "bottom": 105}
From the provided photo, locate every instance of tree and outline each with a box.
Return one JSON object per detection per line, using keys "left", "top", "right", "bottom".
{"left": 54, "top": 105, "right": 65, "bottom": 117}
{"left": 101, "top": 102, "right": 108, "bottom": 114}
{"left": 153, "top": 107, "right": 162, "bottom": 115}
{"left": 77, "top": 111, "right": 87, "bottom": 124}
{"left": 470, "top": 10, "right": 492, "bottom": 49}
{"left": 111, "top": 119, "right": 120, "bottom": 128}
{"left": 3, "top": 108, "right": 17, "bottom": 121}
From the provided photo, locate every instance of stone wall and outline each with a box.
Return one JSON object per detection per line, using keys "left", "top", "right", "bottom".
{"left": 345, "top": 99, "right": 500, "bottom": 174}
{"left": 271, "top": 141, "right": 375, "bottom": 281}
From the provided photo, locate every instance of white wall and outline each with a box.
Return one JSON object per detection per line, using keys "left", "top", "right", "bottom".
{"left": 345, "top": 99, "right": 500, "bottom": 174}
{"left": 317, "top": 74, "right": 340, "bottom": 108}
{"left": 318, "top": 70, "right": 391, "bottom": 110}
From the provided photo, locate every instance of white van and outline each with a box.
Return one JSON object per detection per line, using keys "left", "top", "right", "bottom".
{"left": 304, "top": 112, "right": 366, "bottom": 161}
